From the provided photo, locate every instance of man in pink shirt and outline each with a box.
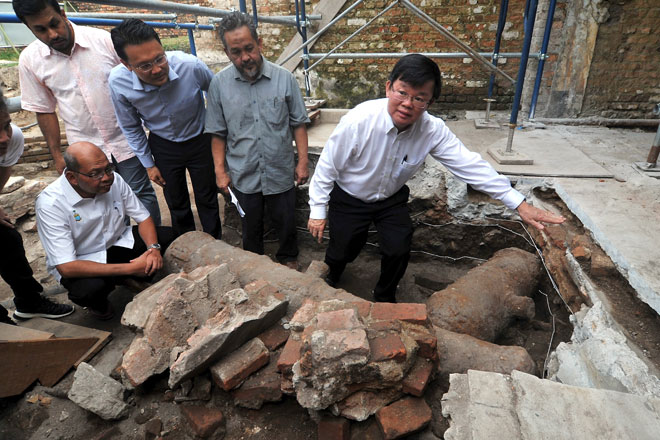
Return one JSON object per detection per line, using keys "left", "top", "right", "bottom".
{"left": 13, "top": 0, "right": 160, "bottom": 224}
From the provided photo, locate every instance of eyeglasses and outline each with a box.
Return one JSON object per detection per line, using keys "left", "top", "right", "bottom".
{"left": 134, "top": 54, "right": 167, "bottom": 73}
{"left": 73, "top": 164, "right": 116, "bottom": 180}
{"left": 390, "top": 89, "right": 430, "bottom": 109}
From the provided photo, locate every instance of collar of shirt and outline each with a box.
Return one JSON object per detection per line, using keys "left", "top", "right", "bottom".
{"left": 59, "top": 173, "right": 87, "bottom": 207}
{"left": 36, "top": 22, "right": 90, "bottom": 58}
{"left": 131, "top": 63, "right": 180, "bottom": 92}
{"left": 232, "top": 56, "right": 272, "bottom": 83}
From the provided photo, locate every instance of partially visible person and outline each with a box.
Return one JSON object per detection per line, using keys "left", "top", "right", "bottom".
{"left": 35, "top": 142, "right": 175, "bottom": 320}
{"left": 12, "top": 0, "right": 161, "bottom": 225}
{"left": 205, "top": 11, "right": 309, "bottom": 268}
{"left": 109, "top": 19, "right": 221, "bottom": 238}
{"left": 0, "top": 91, "right": 73, "bottom": 324}
{"left": 307, "top": 54, "right": 565, "bottom": 303}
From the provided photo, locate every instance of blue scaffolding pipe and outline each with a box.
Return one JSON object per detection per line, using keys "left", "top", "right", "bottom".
{"left": 528, "top": 0, "right": 557, "bottom": 119}
{"left": 251, "top": 0, "right": 259, "bottom": 26}
{"left": 508, "top": 0, "right": 539, "bottom": 127}
{"left": 294, "top": 0, "right": 310, "bottom": 96}
{"left": 487, "top": 0, "right": 509, "bottom": 99}
{"left": 0, "top": 13, "right": 214, "bottom": 30}
{"left": 187, "top": 29, "right": 197, "bottom": 56}
{"left": 239, "top": 0, "right": 247, "bottom": 13}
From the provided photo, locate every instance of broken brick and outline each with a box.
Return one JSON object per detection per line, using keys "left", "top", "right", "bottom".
{"left": 376, "top": 397, "right": 432, "bottom": 439}
{"left": 349, "top": 301, "right": 372, "bottom": 319}
{"left": 370, "top": 303, "right": 428, "bottom": 325}
{"left": 231, "top": 362, "right": 283, "bottom": 409}
{"left": 316, "top": 308, "right": 362, "bottom": 331}
{"left": 402, "top": 358, "right": 434, "bottom": 396}
{"left": 277, "top": 337, "right": 303, "bottom": 373}
{"left": 572, "top": 245, "right": 591, "bottom": 261}
{"left": 179, "top": 405, "right": 225, "bottom": 439}
{"left": 369, "top": 334, "right": 407, "bottom": 362}
{"left": 257, "top": 324, "right": 290, "bottom": 351}
{"left": 210, "top": 338, "right": 269, "bottom": 391}
{"left": 318, "top": 416, "right": 351, "bottom": 440}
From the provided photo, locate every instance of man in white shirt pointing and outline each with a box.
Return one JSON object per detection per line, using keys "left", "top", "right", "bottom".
{"left": 307, "top": 54, "right": 564, "bottom": 303}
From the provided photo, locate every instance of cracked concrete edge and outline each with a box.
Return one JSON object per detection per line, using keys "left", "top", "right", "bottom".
{"left": 553, "top": 180, "right": 660, "bottom": 315}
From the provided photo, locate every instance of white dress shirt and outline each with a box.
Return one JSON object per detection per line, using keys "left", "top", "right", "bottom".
{"left": 308, "top": 98, "right": 525, "bottom": 219}
{"left": 0, "top": 124, "right": 24, "bottom": 167}
{"left": 35, "top": 172, "right": 150, "bottom": 280}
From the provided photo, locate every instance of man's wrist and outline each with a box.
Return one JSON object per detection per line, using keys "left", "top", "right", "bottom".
{"left": 147, "top": 243, "right": 161, "bottom": 252}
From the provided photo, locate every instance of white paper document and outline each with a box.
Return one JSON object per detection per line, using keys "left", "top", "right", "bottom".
{"left": 227, "top": 187, "right": 245, "bottom": 217}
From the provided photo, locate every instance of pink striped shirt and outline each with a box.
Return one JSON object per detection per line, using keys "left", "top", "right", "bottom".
{"left": 18, "top": 23, "right": 135, "bottom": 162}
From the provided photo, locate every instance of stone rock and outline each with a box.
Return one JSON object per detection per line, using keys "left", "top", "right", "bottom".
{"left": 174, "top": 375, "right": 212, "bottom": 402}
{"left": 0, "top": 175, "right": 24, "bottom": 193}
{"left": 442, "top": 370, "right": 660, "bottom": 440}
{"left": 168, "top": 286, "right": 288, "bottom": 388}
{"left": 590, "top": 249, "right": 617, "bottom": 277}
{"left": 332, "top": 388, "right": 403, "bottom": 422}
{"left": 67, "top": 362, "right": 130, "bottom": 421}
{"left": 376, "top": 397, "right": 432, "bottom": 439}
{"left": 305, "top": 260, "right": 330, "bottom": 278}
{"left": 0, "top": 179, "right": 47, "bottom": 221}
{"left": 286, "top": 299, "right": 436, "bottom": 413}
{"left": 210, "top": 338, "right": 269, "bottom": 391}
{"left": 232, "top": 359, "right": 283, "bottom": 409}
{"left": 180, "top": 405, "right": 225, "bottom": 439}
{"left": 571, "top": 245, "right": 591, "bottom": 261}
{"left": 318, "top": 416, "right": 351, "bottom": 440}
{"left": 427, "top": 248, "right": 540, "bottom": 342}
{"left": 143, "top": 418, "right": 162, "bottom": 440}
{"left": 121, "top": 265, "right": 240, "bottom": 386}
{"left": 21, "top": 219, "right": 37, "bottom": 233}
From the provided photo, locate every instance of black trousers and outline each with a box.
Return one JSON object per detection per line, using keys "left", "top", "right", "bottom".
{"left": 148, "top": 131, "right": 221, "bottom": 238}
{"left": 325, "top": 184, "right": 413, "bottom": 302}
{"left": 60, "top": 226, "right": 175, "bottom": 311}
{"left": 0, "top": 224, "right": 43, "bottom": 318}
{"left": 232, "top": 186, "right": 298, "bottom": 263}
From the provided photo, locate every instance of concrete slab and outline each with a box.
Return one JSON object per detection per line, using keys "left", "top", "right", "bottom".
{"left": 442, "top": 370, "right": 660, "bottom": 440}
{"left": 554, "top": 177, "right": 660, "bottom": 314}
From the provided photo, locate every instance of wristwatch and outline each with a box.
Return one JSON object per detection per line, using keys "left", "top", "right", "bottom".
{"left": 148, "top": 243, "right": 161, "bottom": 251}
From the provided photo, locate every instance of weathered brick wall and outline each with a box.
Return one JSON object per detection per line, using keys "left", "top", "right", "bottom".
{"left": 580, "top": 0, "right": 660, "bottom": 119}
{"left": 71, "top": 0, "right": 215, "bottom": 38}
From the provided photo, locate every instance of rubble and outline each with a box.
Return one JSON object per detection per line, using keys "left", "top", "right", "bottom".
{"left": 179, "top": 405, "right": 225, "bottom": 439}
{"left": 67, "top": 362, "right": 129, "bottom": 421}
{"left": 0, "top": 177, "right": 48, "bottom": 221}
{"left": 376, "top": 396, "right": 432, "bottom": 439}
{"left": 210, "top": 338, "right": 270, "bottom": 391}
{"left": 280, "top": 298, "right": 437, "bottom": 415}
{"left": 427, "top": 247, "right": 541, "bottom": 342}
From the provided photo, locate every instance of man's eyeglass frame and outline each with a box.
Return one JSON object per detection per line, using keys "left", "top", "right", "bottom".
{"left": 133, "top": 53, "right": 168, "bottom": 73}
{"left": 390, "top": 88, "right": 431, "bottom": 109}
{"left": 71, "top": 164, "right": 116, "bottom": 180}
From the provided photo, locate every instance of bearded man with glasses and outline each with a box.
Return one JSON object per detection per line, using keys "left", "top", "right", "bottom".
{"left": 35, "top": 142, "right": 175, "bottom": 320}
{"left": 307, "top": 54, "right": 565, "bottom": 303}
{"left": 108, "top": 19, "right": 221, "bottom": 239}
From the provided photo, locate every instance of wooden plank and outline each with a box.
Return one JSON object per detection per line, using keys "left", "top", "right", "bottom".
{"left": 276, "top": 0, "right": 350, "bottom": 72}
{"left": 0, "top": 322, "right": 54, "bottom": 341}
{"left": 20, "top": 318, "right": 112, "bottom": 367}
{"left": 0, "top": 337, "right": 98, "bottom": 398}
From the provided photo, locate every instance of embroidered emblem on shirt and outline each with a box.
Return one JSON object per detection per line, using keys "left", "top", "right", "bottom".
{"left": 73, "top": 210, "right": 81, "bottom": 222}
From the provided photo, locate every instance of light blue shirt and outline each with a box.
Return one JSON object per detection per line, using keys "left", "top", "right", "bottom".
{"left": 108, "top": 51, "right": 214, "bottom": 168}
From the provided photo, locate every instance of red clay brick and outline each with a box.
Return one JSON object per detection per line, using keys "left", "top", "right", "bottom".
{"left": 402, "top": 358, "right": 434, "bottom": 397}
{"left": 317, "top": 308, "right": 361, "bottom": 331}
{"left": 276, "top": 337, "right": 303, "bottom": 373}
{"left": 571, "top": 245, "right": 590, "bottom": 261}
{"left": 290, "top": 299, "right": 317, "bottom": 327}
{"left": 180, "top": 405, "right": 225, "bottom": 438}
{"left": 408, "top": 328, "right": 437, "bottom": 359}
{"left": 318, "top": 416, "right": 351, "bottom": 440}
{"left": 369, "top": 334, "right": 407, "bottom": 362}
{"left": 257, "top": 324, "right": 290, "bottom": 351}
{"left": 376, "top": 397, "right": 432, "bottom": 439}
{"left": 349, "top": 301, "right": 372, "bottom": 319}
{"left": 231, "top": 362, "right": 282, "bottom": 409}
{"left": 210, "top": 338, "right": 269, "bottom": 391}
{"left": 370, "top": 303, "right": 428, "bottom": 325}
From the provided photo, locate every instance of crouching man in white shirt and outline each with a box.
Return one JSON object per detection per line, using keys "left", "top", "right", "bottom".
{"left": 36, "top": 141, "right": 175, "bottom": 319}
{"left": 307, "top": 54, "right": 565, "bottom": 303}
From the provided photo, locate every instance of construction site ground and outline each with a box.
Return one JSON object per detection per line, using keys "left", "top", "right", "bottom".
{"left": 1, "top": 108, "right": 659, "bottom": 439}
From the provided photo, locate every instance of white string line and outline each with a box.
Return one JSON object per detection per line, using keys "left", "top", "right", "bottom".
{"left": 538, "top": 289, "right": 557, "bottom": 378}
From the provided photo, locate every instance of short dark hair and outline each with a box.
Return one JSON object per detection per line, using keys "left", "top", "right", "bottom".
{"left": 63, "top": 150, "right": 79, "bottom": 172}
{"left": 111, "top": 19, "right": 161, "bottom": 62}
{"left": 12, "top": 0, "right": 61, "bottom": 24}
{"left": 388, "top": 54, "right": 441, "bottom": 101}
{"left": 218, "top": 11, "right": 259, "bottom": 48}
